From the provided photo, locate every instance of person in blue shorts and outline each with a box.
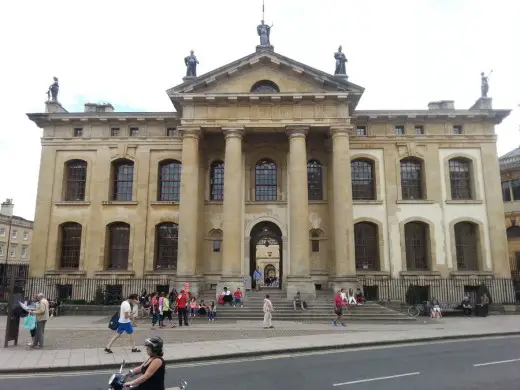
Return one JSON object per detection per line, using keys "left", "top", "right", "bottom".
{"left": 105, "top": 294, "right": 141, "bottom": 353}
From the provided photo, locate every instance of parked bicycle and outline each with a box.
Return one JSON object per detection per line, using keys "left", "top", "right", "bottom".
{"left": 407, "top": 302, "right": 427, "bottom": 317}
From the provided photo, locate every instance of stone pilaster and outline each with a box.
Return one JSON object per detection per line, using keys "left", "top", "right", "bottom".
{"left": 329, "top": 126, "right": 356, "bottom": 291}
{"left": 176, "top": 127, "right": 201, "bottom": 294}
{"left": 218, "top": 127, "right": 246, "bottom": 293}
{"left": 286, "top": 125, "right": 316, "bottom": 299}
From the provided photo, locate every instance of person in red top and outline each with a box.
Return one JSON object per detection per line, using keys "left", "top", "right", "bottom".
{"left": 176, "top": 290, "right": 189, "bottom": 327}
{"left": 333, "top": 290, "right": 346, "bottom": 327}
{"left": 233, "top": 288, "right": 244, "bottom": 308}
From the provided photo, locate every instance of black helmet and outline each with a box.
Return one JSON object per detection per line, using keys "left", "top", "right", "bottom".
{"left": 145, "top": 336, "right": 163, "bottom": 355}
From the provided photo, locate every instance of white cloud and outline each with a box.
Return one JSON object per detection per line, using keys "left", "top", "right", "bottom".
{"left": 0, "top": 0, "right": 518, "bottom": 219}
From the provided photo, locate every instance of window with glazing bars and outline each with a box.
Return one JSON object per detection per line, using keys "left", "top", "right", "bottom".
{"left": 404, "top": 222, "right": 429, "bottom": 270}
{"left": 307, "top": 159, "right": 323, "bottom": 200}
{"left": 112, "top": 161, "right": 134, "bottom": 201}
{"left": 449, "top": 159, "right": 472, "bottom": 200}
{"left": 158, "top": 160, "right": 182, "bottom": 201}
{"left": 351, "top": 159, "right": 375, "bottom": 200}
{"left": 400, "top": 158, "right": 423, "bottom": 200}
{"left": 65, "top": 160, "right": 87, "bottom": 201}
{"left": 210, "top": 161, "right": 224, "bottom": 201}
{"left": 59, "top": 223, "right": 82, "bottom": 269}
{"left": 155, "top": 223, "right": 178, "bottom": 270}
{"left": 107, "top": 223, "right": 130, "bottom": 269}
{"left": 255, "top": 160, "right": 277, "bottom": 201}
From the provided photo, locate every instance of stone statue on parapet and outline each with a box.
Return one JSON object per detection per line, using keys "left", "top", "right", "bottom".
{"left": 334, "top": 46, "right": 347, "bottom": 76}
{"left": 184, "top": 50, "right": 199, "bottom": 77}
{"left": 481, "top": 70, "right": 493, "bottom": 98}
{"left": 257, "top": 20, "right": 273, "bottom": 46}
{"left": 47, "top": 77, "right": 59, "bottom": 102}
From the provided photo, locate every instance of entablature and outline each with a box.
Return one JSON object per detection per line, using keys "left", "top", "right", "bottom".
{"left": 27, "top": 112, "right": 180, "bottom": 128}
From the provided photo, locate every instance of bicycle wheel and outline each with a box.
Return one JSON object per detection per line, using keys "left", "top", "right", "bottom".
{"left": 408, "top": 305, "right": 420, "bottom": 317}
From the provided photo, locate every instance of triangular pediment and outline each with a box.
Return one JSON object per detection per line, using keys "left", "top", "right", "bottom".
{"left": 167, "top": 49, "right": 364, "bottom": 96}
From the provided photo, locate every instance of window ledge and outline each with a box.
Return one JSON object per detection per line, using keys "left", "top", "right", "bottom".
{"left": 55, "top": 201, "right": 91, "bottom": 206}
{"left": 309, "top": 200, "right": 328, "bottom": 204}
{"left": 246, "top": 201, "right": 287, "bottom": 205}
{"left": 400, "top": 271, "right": 442, "bottom": 277}
{"left": 445, "top": 200, "right": 483, "bottom": 205}
{"left": 144, "top": 270, "right": 177, "bottom": 276}
{"left": 94, "top": 270, "right": 135, "bottom": 276}
{"left": 450, "top": 271, "right": 493, "bottom": 277}
{"left": 102, "top": 201, "right": 138, "bottom": 206}
{"left": 150, "top": 201, "right": 180, "bottom": 206}
{"left": 353, "top": 200, "right": 383, "bottom": 205}
{"left": 397, "top": 200, "right": 435, "bottom": 204}
{"left": 45, "top": 270, "right": 86, "bottom": 276}
{"left": 205, "top": 201, "right": 223, "bottom": 205}
{"left": 356, "top": 271, "right": 391, "bottom": 277}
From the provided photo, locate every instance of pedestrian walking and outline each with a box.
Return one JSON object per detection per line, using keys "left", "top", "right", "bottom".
{"left": 176, "top": 290, "right": 189, "bottom": 327}
{"left": 104, "top": 294, "right": 141, "bottom": 354}
{"left": 29, "top": 293, "right": 49, "bottom": 349}
{"left": 263, "top": 294, "right": 274, "bottom": 329}
{"left": 253, "top": 266, "right": 262, "bottom": 291}
{"left": 150, "top": 292, "right": 160, "bottom": 328}
{"left": 333, "top": 290, "right": 346, "bottom": 327}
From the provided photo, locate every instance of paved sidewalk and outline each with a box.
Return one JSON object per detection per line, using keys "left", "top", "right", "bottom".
{"left": 0, "top": 316, "right": 519, "bottom": 373}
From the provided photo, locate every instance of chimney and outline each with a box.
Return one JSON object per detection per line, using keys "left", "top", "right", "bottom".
{"left": 0, "top": 199, "right": 14, "bottom": 217}
{"left": 84, "top": 103, "right": 115, "bottom": 113}
{"left": 428, "top": 100, "right": 455, "bottom": 110}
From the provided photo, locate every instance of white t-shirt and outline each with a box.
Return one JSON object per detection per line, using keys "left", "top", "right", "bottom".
{"left": 119, "top": 301, "right": 132, "bottom": 323}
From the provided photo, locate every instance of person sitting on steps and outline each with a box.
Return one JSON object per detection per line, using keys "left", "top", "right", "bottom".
{"left": 293, "top": 292, "right": 307, "bottom": 311}
{"left": 233, "top": 288, "right": 244, "bottom": 307}
{"left": 221, "top": 287, "right": 233, "bottom": 306}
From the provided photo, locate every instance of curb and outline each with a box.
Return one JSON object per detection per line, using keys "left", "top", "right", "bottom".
{"left": 2, "top": 331, "right": 520, "bottom": 375}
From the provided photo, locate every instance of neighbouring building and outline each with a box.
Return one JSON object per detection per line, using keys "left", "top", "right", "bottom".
{"left": 26, "top": 26, "right": 513, "bottom": 301}
{"left": 500, "top": 145, "right": 520, "bottom": 278}
{"left": 0, "top": 199, "right": 33, "bottom": 265}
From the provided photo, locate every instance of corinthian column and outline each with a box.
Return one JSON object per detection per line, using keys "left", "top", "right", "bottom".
{"left": 176, "top": 127, "right": 201, "bottom": 293}
{"left": 330, "top": 126, "right": 356, "bottom": 290}
{"left": 221, "top": 127, "right": 244, "bottom": 278}
{"left": 286, "top": 125, "right": 316, "bottom": 299}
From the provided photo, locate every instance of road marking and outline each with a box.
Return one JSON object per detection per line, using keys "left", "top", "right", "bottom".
{"left": 473, "top": 358, "right": 520, "bottom": 367}
{"left": 333, "top": 372, "right": 420, "bottom": 386}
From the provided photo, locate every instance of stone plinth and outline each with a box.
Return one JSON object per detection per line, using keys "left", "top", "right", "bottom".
{"left": 470, "top": 97, "right": 493, "bottom": 110}
{"left": 286, "top": 276, "right": 316, "bottom": 301}
{"left": 182, "top": 76, "right": 196, "bottom": 82}
{"left": 256, "top": 45, "right": 274, "bottom": 52}
{"left": 45, "top": 101, "right": 68, "bottom": 113}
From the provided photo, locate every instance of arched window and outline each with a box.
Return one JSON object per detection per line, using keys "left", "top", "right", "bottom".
{"left": 307, "top": 160, "right": 323, "bottom": 201}
{"left": 210, "top": 229, "right": 223, "bottom": 253}
{"left": 404, "top": 222, "right": 429, "bottom": 270}
{"left": 107, "top": 222, "right": 130, "bottom": 269}
{"left": 507, "top": 226, "right": 520, "bottom": 239}
{"left": 210, "top": 161, "right": 225, "bottom": 201}
{"left": 158, "top": 160, "right": 182, "bottom": 201}
{"left": 449, "top": 158, "right": 472, "bottom": 200}
{"left": 351, "top": 159, "right": 375, "bottom": 200}
{"left": 250, "top": 80, "right": 280, "bottom": 93}
{"left": 112, "top": 159, "right": 134, "bottom": 201}
{"left": 354, "top": 222, "right": 379, "bottom": 270}
{"left": 310, "top": 229, "right": 321, "bottom": 253}
{"left": 59, "top": 222, "right": 82, "bottom": 269}
{"left": 454, "top": 222, "right": 479, "bottom": 271}
{"left": 255, "top": 159, "right": 277, "bottom": 201}
{"left": 155, "top": 223, "right": 179, "bottom": 270}
{"left": 400, "top": 158, "right": 424, "bottom": 200}
{"left": 65, "top": 160, "right": 87, "bottom": 201}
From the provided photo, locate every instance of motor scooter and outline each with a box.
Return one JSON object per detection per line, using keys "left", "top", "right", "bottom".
{"left": 108, "top": 360, "right": 187, "bottom": 390}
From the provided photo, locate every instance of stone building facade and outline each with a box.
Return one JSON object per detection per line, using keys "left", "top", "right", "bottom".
{"left": 27, "top": 46, "right": 511, "bottom": 298}
{"left": 0, "top": 199, "right": 33, "bottom": 264}
{"left": 500, "top": 145, "right": 520, "bottom": 276}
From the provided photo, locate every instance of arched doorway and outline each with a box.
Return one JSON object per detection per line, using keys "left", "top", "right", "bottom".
{"left": 250, "top": 221, "right": 283, "bottom": 289}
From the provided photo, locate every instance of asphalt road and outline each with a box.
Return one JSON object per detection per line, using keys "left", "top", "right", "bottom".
{"left": 2, "top": 336, "right": 520, "bottom": 390}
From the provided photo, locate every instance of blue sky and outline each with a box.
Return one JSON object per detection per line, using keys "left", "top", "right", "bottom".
{"left": 0, "top": 0, "right": 518, "bottom": 220}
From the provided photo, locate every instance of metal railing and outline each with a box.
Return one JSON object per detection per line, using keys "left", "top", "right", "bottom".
{"left": 0, "top": 274, "right": 518, "bottom": 305}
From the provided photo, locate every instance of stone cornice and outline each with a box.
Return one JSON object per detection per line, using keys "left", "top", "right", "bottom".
{"left": 354, "top": 109, "right": 511, "bottom": 125}
{"left": 169, "top": 92, "right": 351, "bottom": 105}
{"left": 26, "top": 112, "right": 179, "bottom": 128}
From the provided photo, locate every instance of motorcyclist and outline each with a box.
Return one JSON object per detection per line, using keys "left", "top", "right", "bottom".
{"left": 123, "top": 336, "right": 166, "bottom": 390}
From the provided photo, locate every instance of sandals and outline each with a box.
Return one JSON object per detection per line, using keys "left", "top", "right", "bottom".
{"left": 105, "top": 347, "right": 141, "bottom": 353}
{"left": 131, "top": 348, "right": 141, "bottom": 353}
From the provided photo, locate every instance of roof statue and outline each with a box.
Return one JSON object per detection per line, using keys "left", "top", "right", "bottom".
{"left": 481, "top": 70, "right": 493, "bottom": 98}
{"left": 334, "top": 46, "right": 347, "bottom": 77}
{"left": 184, "top": 50, "right": 199, "bottom": 78}
{"left": 46, "top": 77, "right": 59, "bottom": 102}
{"left": 257, "top": 1, "right": 273, "bottom": 50}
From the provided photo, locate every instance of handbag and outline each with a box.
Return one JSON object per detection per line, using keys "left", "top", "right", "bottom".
{"left": 23, "top": 314, "right": 36, "bottom": 330}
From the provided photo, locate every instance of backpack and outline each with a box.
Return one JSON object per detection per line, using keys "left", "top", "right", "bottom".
{"left": 108, "top": 310, "right": 119, "bottom": 330}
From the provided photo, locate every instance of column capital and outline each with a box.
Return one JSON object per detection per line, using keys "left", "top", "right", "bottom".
{"left": 222, "top": 127, "right": 245, "bottom": 139}
{"left": 286, "top": 125, "right": 309, "bottom": 139}
{"left": 178, "top": 126, "right": 201, "bottom": 139}
{"left": 329, "top": 125, "right": 353, "bottom": 138}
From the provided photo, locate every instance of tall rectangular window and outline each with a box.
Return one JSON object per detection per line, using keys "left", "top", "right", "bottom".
{"left": 414, "top": 126, "right": 424, "bottom": 135}
{"left": 395, "top": 126, "right": 405, "bottom": 136}
{"left": 453, "top": 125, "right": 463, "bottom": 135}
{"left": 111, "top": 128, "right": 120, "bottom": 137}
{"left": 356, "top": 126, "right": 367, "bottom": 136}
{"left": 512, "top": 179, "right": 520, "bottom": 200}
{"left": 502, "top": 181, "right": 512, "bottom": 202}
{"left": 129, "top": 127, "right": 139, "bottom": 137}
